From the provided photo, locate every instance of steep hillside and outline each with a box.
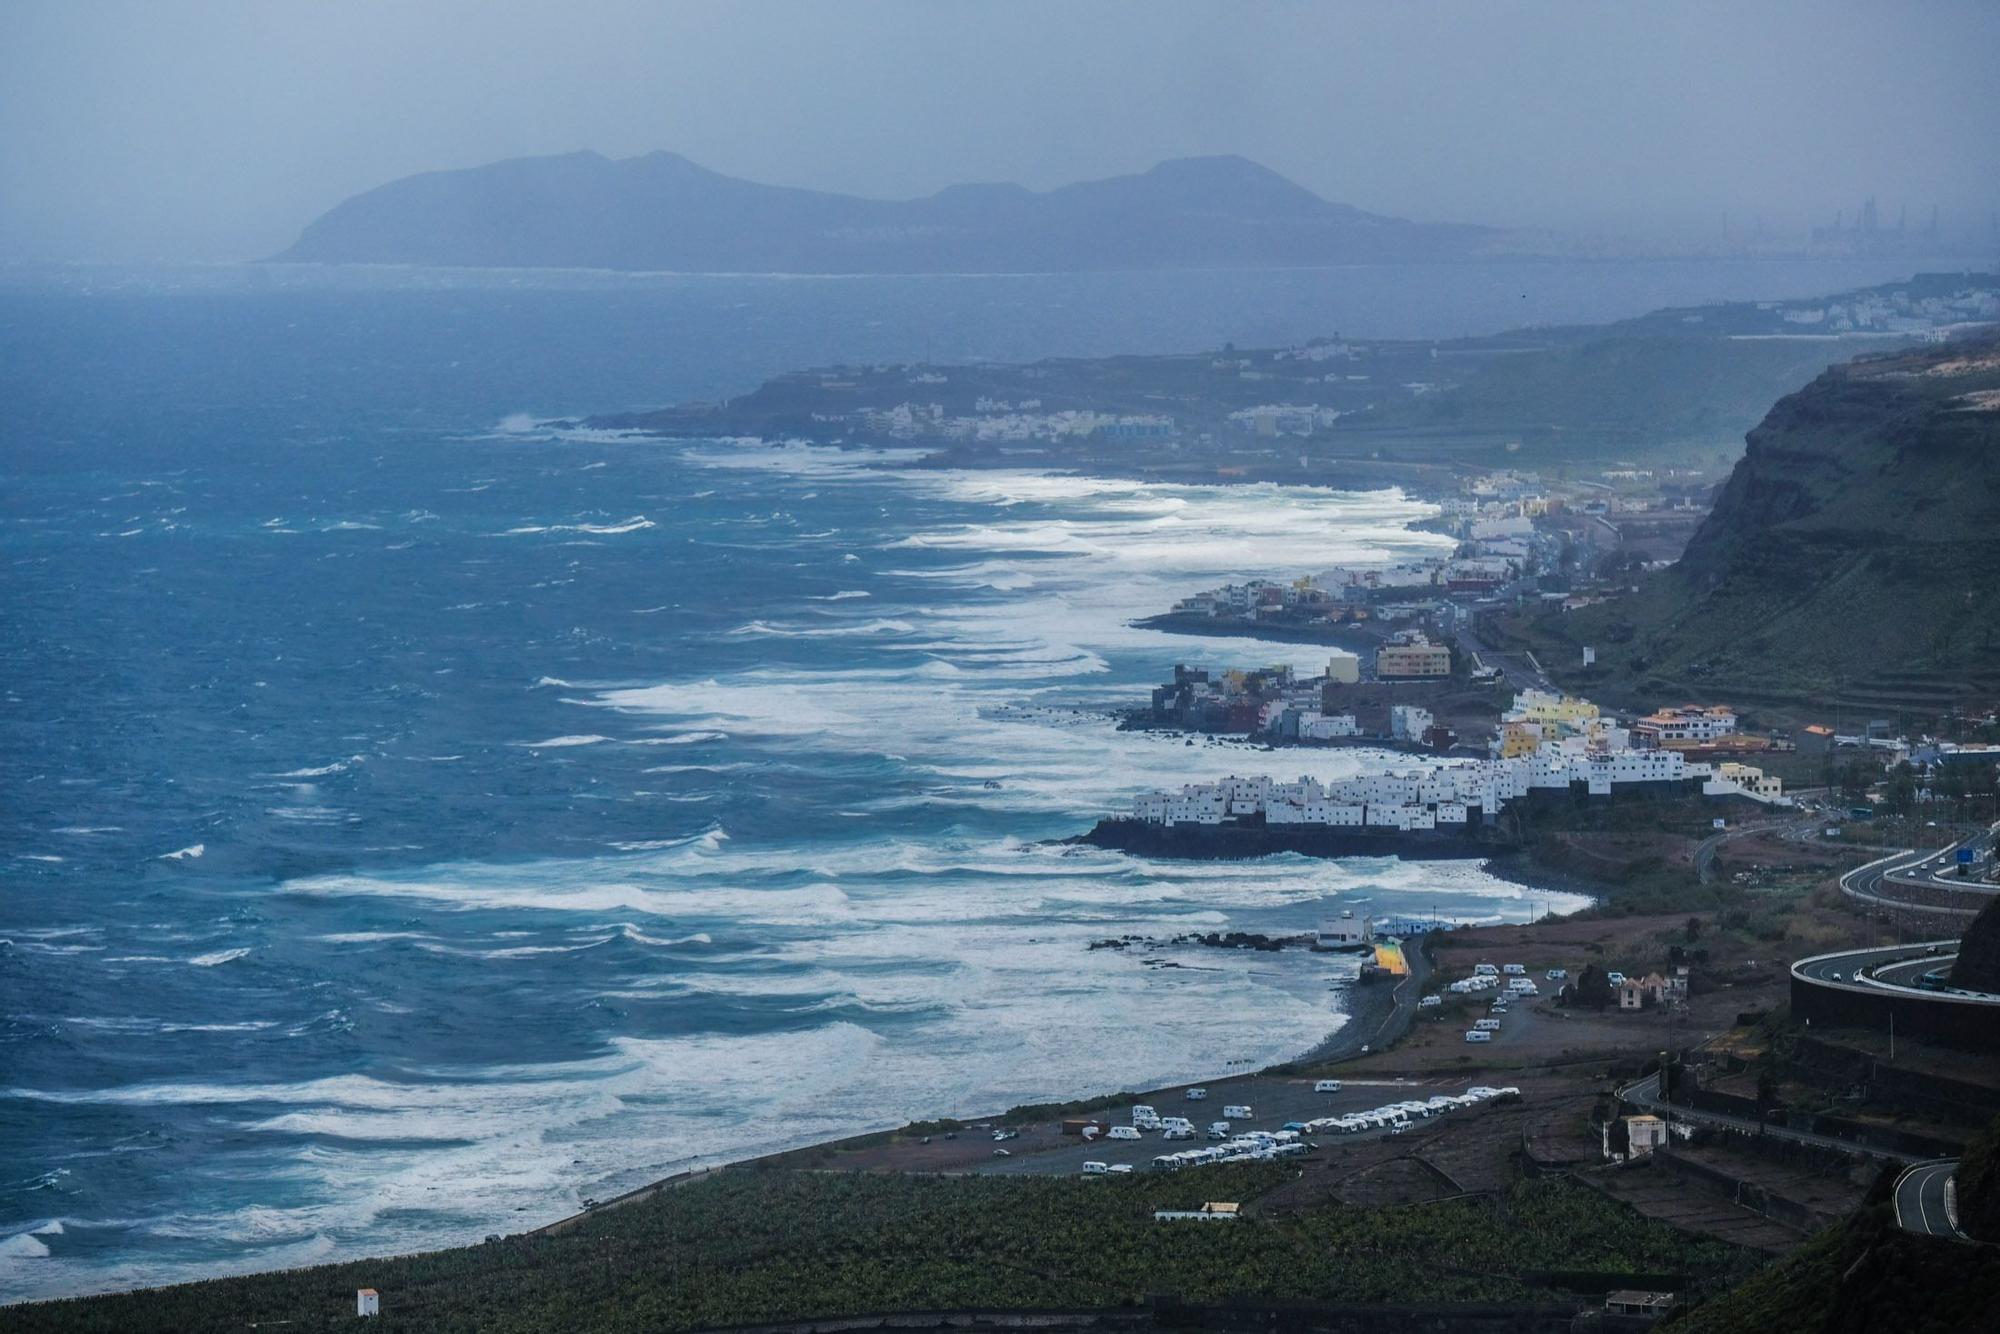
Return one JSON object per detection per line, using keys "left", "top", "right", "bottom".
{"left": 1561, "top": 334, "right": 2000, "bottom": 705}
{"left": 275, "top": 151, "right": 1496, "bottom": 272}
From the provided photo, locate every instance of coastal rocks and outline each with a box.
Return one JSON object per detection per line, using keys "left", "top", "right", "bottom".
{"left": 1074, "top": 817, "right": 1504, "bottom": 862}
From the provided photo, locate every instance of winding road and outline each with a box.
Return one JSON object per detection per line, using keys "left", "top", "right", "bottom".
{"left": 1894, "top": 1159, "right": 1969, "bottom": 1240}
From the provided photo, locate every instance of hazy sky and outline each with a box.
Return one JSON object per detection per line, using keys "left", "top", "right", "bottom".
{"left": 4, "top": 0, "right": 1997, "bottom": 262}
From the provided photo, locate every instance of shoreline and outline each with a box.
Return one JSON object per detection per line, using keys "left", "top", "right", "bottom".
{"left": 531, "top": 932, "right": 1441, "bottom": 1240}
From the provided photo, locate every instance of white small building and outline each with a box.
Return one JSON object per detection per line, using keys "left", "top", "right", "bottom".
{"left": 1390, "top": 705, "right": 1434, "bottom": 742}
{"left": 1317, "top": 915, "right": 1374, "bottom": 949}
{"left": 358, "top": 1288, "right": 380, "bottom": 1318}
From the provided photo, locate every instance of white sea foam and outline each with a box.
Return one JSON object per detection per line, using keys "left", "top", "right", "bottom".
{"left": 0, "top": 1233, "right": 50, "bottom": 1260}
{"left": 158, "top": 843, "right": 205, "bottom": 861}
{"left": 273, "top": 756, "right": 363, "bottom": 778}
{"left": 188, "top": 947, "right": 251, "bottom": 967}
{"left": 502, "top": 516, "right": 654, "bottom": 536}
{"left": 511, "top": 734, "right": 613, "bottom": 749}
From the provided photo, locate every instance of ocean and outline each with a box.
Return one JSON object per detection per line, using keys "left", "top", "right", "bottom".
{"left": 0, "top": 256, "right": 1932, "bottom": 1300}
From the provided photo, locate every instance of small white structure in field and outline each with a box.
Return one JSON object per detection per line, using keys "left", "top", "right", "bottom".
{"left": 357, "top": 1287, "right": 380, "bottom": 1317}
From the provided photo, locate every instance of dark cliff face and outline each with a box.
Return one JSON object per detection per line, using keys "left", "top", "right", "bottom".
{"left": 273, "top": 150, "right": 1495, "bottom": 272}
{"left": 1949, "top": 896, "right": 2000, "bottom": 994}
{"left": 1575, "top": 335, "right": 2000, "bottom": 702}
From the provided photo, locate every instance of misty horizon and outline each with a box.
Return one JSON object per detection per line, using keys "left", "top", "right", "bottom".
{"left": 4, "top": 0, "right": 1998, "bottom": 264}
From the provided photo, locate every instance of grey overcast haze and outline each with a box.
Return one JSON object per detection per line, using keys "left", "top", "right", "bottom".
{"left": 3, "top": 0, "right": 1999, "bottom": 263}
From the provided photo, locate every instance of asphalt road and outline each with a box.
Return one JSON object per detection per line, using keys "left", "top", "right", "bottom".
{"left": 1455, "top": 625, "right": 1553, "bottom": 694}
{"left": 1884, "top": 822, "right": 2000, "bottom": 896}
{"left": 1894, "top": 1159, "right": 1968, "bottom": 1240}
{"left": 1840, "top": 848, "right": 1983, "bottom": 919}
{"left": 1618, "top": 1072, "right": 1922, "bottom": 1165}
{"left": 1791, "top": 942, "right": 1954, "bottom": 986}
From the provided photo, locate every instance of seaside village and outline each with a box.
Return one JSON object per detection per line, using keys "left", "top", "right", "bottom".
{"left": 1129, "top": 686, "right": 1790, "bottom": 834}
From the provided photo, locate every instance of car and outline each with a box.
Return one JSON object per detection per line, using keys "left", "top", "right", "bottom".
{"left": 992, "top": 1148, "right": 1010, "bottom": 1157}
{"left": 1107, "top": 1163, "right": 1133, "bottom": 1174}
{"left": 1282, "top": 1121, "right": 1308, "bottom": 1132}
{"left": 1390, "top": 1122, "right": 1411, "bottom": 1135}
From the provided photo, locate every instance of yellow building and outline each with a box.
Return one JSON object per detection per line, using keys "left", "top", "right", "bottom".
{"left": 1506, "top": 689, "right": 1599, "bottom": 728}
{"left": 1376, "top": 640, "right": 1452, "bottom": 679}
{"left": 1496, "top": 720, "right": 1544, "bottom": 758}
{"left": 1715, "top": 762, "right": 1783, "bottom": 800}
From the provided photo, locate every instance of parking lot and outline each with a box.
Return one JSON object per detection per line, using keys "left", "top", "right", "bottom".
{"left": 941, "top": 1073, "right": 1512, "bottom": 1178}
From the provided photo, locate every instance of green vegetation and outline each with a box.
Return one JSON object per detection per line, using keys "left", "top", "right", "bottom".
{"left": 1369, "top": 334, "right": 1901, "bottom": 466}
{"left": 1670, "top": 1171, "right": 2000, "bottom": 1333}
{"left": 13, "top": 1171, "right": 1754, "bottom": 1333}
{"left": 1542, "top": 335, "right": 2000, "bottom": 710}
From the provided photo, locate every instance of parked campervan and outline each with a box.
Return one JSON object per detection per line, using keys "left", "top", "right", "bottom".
{"left": 1108, "top": 1125, "right": 1141, "bottom": 1140}
{"left": 1313, "top": 1079, "right": 1342, "bottom": 1093}
{"left": 1474, "top": 1018, "right": 1502, "bottom": 1032}
{"left": 1473, "top": 963, "right": 1499, "bottom": 976}
{"left": 1502, "top": 963, "right": 1526, "bottom": 976}
{"left": 1185, "top": 1087, "right": 1207, "bottom": 1101}
{"left": 1082, "top": 1161, "right": 1108, "bottom": 1175}
{"left": 1222, "top": 1104, "right": 1252, "bottom": 1119}
{"left": 1465, "top": 1030, "right": 1492, "bottom": 1043}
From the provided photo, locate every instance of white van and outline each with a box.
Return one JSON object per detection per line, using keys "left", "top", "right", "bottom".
{"left": 1474, "top": 1018, "right": 1502, "bottom": 1032}
{"left": 1184, "top": 1087, "right": 1207, "bottom": 1101}
{"left": 1207, "top": 1121, "right": 1231, "bottom": 1139}
{"left": 1473, "top": 963, "right": 1499, "bottom": 976}
{"left": 1082, "top": 1161, "right": 1109, "bottom": 1175}
{"left": 1108, "top": 1125, "right": 1141, "bottom": 1140}
{"left": 1131, "top": 1104, "right": 1160, "bottom": 1126}
{"left": 1222, "top": 1104, "right": 1252, "bottom": 1120}
{"left": 1465, "top": 1030, "right": 1493, "bottom": 1043}
{"left": 1502, "top": 963, "right": 1526, "bottom": 976}
{"left": 1314, "top": 1079, "right": 1343, "bottom": 1093}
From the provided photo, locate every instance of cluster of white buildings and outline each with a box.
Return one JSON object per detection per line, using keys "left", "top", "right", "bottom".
{"left": 1131, "top": 744, "right": 1706, "bottom": 832}
{"left": 852, "top": 402, "right": 1174, "bottom": 443}
{"left": 1770, "top": 283, "right": 2000, "bottom": 336}
{"left": 1132, "top": 688, "right": 1735, "bottom": 831}
{"left": 1226, "top": 403, "right": 1344, "bottom": 436}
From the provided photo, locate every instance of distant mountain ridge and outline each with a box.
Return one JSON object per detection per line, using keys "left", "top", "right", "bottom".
{"left": 274, "top": 150, "right": 1499, "bottom": 272}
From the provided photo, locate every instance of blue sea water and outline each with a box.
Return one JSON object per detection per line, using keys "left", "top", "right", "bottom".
{"left": 0, "top": 257, "right": 1934, "bottom": 1300}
